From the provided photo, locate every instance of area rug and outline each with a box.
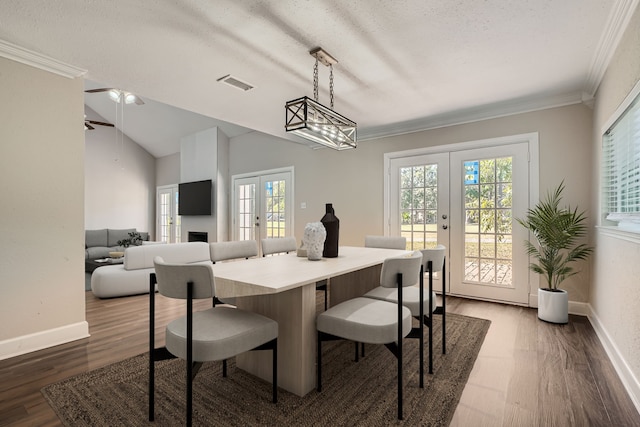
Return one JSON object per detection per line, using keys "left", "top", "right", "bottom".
{"left": 42, "top": 313, "right": 490, "bottom": 426}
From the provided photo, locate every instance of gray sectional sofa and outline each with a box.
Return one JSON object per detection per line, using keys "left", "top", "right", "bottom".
{"left": 85, "top": 228, "right": 149, "bottom": 259}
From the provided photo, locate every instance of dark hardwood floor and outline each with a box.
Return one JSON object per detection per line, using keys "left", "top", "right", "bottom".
{"left": 0, "top": 292, "right": 638, "bottom": 426}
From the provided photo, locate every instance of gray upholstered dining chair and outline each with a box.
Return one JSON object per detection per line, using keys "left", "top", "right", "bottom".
{"left": 261, "top": 237, "right": 329, "bottom": 311}
{"left": 261, "top": 236, "right": 297, "bottom": 256}
{"left": 364, "top": 235, "right": 407, "bottom": 250}
{"left": 210, "top": 240, "right": 259, "bottom": 263}
{"left": 355, "top": 235, "right": 407, "bottom": 356}
{"left": 316, "top": 250, "right": 422, "bottom": 420}
{"left": 148, "top": 256, "right": 278, "bottom": 426}
{"left": 364, "top": 244, "right": 446, "bottom": 385}
{"left": 209, "top": 240, "right": 259, "bottom": 306}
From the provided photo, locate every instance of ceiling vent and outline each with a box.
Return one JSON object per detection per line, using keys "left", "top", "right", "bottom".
{"left": 217, "top": 74, "right": 254, "bottom": 92}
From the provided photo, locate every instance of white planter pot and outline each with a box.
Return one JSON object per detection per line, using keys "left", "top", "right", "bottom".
{"left": 537, "top": 288, "right": 568, "bottom": 324}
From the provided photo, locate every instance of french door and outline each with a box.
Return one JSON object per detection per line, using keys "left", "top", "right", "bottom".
{"left": 387, "top": 135, "right": 536, "bottom": 305}
{"left": 232, "top": 168, "right": 294, "bottom": 252}
{"left": 156, "top": 185, "right": 181, "bottom": 243}
{"left": 449, "top": 143, "right": 530, "bottom": 304}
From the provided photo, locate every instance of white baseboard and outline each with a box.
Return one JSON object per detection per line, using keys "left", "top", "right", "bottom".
{"left": 569, "top": 301, "right": 591, "bottom": 316}
{"left": 586, "top": 305, "right": 640, "bottom": 414}
{"left": 0, "top": 321, "right": 90, "bottom": 361}
{"left": 528, "top": 293, "right": 591, "bottom": 316}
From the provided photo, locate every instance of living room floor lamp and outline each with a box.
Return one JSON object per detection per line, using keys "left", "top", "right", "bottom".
{"left": 285, "top": 47, "right": 357, "bottom": 150}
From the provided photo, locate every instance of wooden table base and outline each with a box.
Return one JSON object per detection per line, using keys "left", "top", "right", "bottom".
{"left": 235, "top": 264, "right": 382, "bottom": 397}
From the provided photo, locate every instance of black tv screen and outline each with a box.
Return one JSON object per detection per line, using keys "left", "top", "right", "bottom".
{"left": 178, "top": 179, "right": 212, "bottom": 215}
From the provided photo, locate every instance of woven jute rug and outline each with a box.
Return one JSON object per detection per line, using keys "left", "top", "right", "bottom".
{"left": 42, "top": 313, "right": 490, "bottom": 426}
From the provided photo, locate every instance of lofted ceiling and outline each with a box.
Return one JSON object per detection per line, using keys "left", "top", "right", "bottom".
{"left": 0, "top": 0, "right": 637, "bottom": 158}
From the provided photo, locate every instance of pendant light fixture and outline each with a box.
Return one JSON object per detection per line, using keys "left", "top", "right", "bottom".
{"left": 285, "top": 47, "right": 357, "bottom": 150}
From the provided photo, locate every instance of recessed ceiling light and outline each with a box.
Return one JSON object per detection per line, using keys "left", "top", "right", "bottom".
{"left": 217, "top": 74, "right": 254, "bottom": 92}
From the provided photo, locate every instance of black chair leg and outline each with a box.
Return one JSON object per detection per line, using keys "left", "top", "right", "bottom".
{"left": 272, "top": 341, "right": 278, "bottom": 403}
{"left": 186, "top": 281, "right": 193, "bottom": 427}
{"left": 428, "top": 262, "right": 434, "bottom": 375}
{"left": 149, "top": 273, "right": 156, "bottom": 422}
{"left": 442, "top": 258, "right": 446, "bottom": 355}
{"left": 397, "top": 272, "right": 403, "bottom": 421}
{"left": 419, "top": 264, "right": 425, "bottom": 388}
{"left": 317, "top": 333, "right": 322, "bottom": 392}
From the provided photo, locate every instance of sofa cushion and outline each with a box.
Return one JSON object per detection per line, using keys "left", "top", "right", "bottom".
{"left": 86, "top": 246, "right": 117, "bottom": 259}
{"left": 108, "top": 228, "right": 136, "bottom": 247}
{"left": 86, "top": 229, "right": 108, "bottom": 248}
{"left": 124, "top": 242, "right": 211, "bottom": 271}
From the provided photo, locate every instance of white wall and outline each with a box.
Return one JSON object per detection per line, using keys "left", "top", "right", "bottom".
{"left": 0, "top": 57, "right": 88, "bottom": 359}
{"left": 180, "top": 127, "right": 230, "bottom": 242}
{"left": 230, "top": 104, "right": 593, "bottom": 301}
{"left": 591, "top": 5, "right": 640, "bottom": 408}
{"left": 84, "top": 106, "right": 156, "bottom": 238}
{"left": 156, "top": 152, "right": 180, "bottom": 186}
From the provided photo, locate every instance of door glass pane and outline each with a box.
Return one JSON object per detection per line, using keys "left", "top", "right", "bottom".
{"left": 265, "top": 180, "right": 286, "bottom": 238}
{"left": 463, "top": 157, "right": 513, "bottom": 286}
{"left": 238, "top": 183, "right": 256, "bottom": 241}
{"left": 400, "top": 165, "right": 438, "bottom": 250}
{"left": 159, "top": 192, "right": 170, "bottom": 243}
{"left": 158, "top": 188, "right": 180, "bottom": 243}
{"left": 174, "top": 191, "right": 181, "bottom": 243}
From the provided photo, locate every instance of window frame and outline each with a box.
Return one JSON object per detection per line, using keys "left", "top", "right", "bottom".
{"left": 600, "top": 78, "right": 640, "bottom": 233}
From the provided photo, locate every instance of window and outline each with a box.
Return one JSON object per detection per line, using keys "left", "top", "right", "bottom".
{"left": 602, "top": 81, "right": 640, "bottom": 232}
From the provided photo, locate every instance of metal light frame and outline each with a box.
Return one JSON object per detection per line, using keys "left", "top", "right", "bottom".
{"left": 285, "top": 96, "right": 357, "bottom": 150}
{"left": 285, "top": 48, "right": 357, "bottom": 150}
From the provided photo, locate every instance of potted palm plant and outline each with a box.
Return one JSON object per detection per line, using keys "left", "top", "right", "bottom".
{"left": 516, "top": 181, "right": 593, "bottom": 324}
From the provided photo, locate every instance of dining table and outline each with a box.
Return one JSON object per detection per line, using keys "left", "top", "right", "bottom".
{"left": 210, "top": 245, "right": 409, "bottom": 397}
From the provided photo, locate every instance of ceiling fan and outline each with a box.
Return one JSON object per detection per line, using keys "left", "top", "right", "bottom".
{"left": 85, "top": 88, "right": 145, "bottom": 105}
{"left": 84, "top": 116, "right": 114, "bottom": 130}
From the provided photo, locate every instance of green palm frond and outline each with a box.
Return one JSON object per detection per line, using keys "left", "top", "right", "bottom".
{"left": 516, "top": 181, "right": 593, "bottom": 290}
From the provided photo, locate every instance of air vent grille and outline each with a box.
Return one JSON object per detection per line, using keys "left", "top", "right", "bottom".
{"left": 217, "top": 74, "right": 254, "bottom": 91}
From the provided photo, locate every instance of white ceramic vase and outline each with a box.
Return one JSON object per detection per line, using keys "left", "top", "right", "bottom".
{"left": 537, "top": 288, "right": 568, "bottom": 324}
{"left": 303, "top": 222, "right": 326, "bottom": 261}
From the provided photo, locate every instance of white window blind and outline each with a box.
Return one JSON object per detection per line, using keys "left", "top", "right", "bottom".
{"left": 602, "top": 89, "right": 640, "bottom": 231}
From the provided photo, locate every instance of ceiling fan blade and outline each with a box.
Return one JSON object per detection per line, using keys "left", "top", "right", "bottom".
{"left": 86, "top": 120, "right": 114, "bottom": 127}
{"left": 84, "top": 88, "right": 114, "bottom": 93}
{"left": 85, "top": 88, "right": 144, "bottom": 105}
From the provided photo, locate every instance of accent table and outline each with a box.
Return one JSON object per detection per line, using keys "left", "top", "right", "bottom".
{"left": 85, "top": 257, "right": 124, "bottom": 273}
{"left": 210, "top": 245, "right": 408, "bottom": 397}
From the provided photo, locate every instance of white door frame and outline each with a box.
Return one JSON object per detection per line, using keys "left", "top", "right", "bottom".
{"left": 384, "top": 132, "right": 539, "bottom": 305}
{"left": 231, "top": 166, "right": 295, "bottom": 243}
{"left": 156, "top": 184, "right": 180, "bottom": 243}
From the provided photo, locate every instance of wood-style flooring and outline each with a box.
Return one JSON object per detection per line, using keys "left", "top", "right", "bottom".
{"left": 0, "top": 292, "right": 638, "bottom": 426}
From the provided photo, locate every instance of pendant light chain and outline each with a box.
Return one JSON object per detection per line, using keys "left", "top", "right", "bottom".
{"left": 285, "top": 46, "right": 356, "bottom": 149}
{"left": 329, "top": 64, "right": 334, "bottom": 109}
{"left": 313, "top": 57, "right": 319, "bottom": 102}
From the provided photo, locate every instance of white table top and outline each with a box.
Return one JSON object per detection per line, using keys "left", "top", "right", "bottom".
{"left": 211, "top": 246, "right": 409, "bottom": 298}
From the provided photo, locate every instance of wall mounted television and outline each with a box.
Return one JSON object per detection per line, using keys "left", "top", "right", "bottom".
{"left": 178, "top": 179, "right": 212, "bottom": 215}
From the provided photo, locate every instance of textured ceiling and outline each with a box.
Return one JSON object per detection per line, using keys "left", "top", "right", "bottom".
{"left": 0, "top": 0, "right": 636, "bottom": 157}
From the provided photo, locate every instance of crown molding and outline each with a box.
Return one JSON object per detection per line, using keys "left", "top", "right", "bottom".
{"left": 584, "top": 0, "right": 640, "bottom": 97}
{"left": 0, "top": 39, "right": 86, "bottom": 78}
{"left": 358, "top": 91, "right": 585, "bottom": 141}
